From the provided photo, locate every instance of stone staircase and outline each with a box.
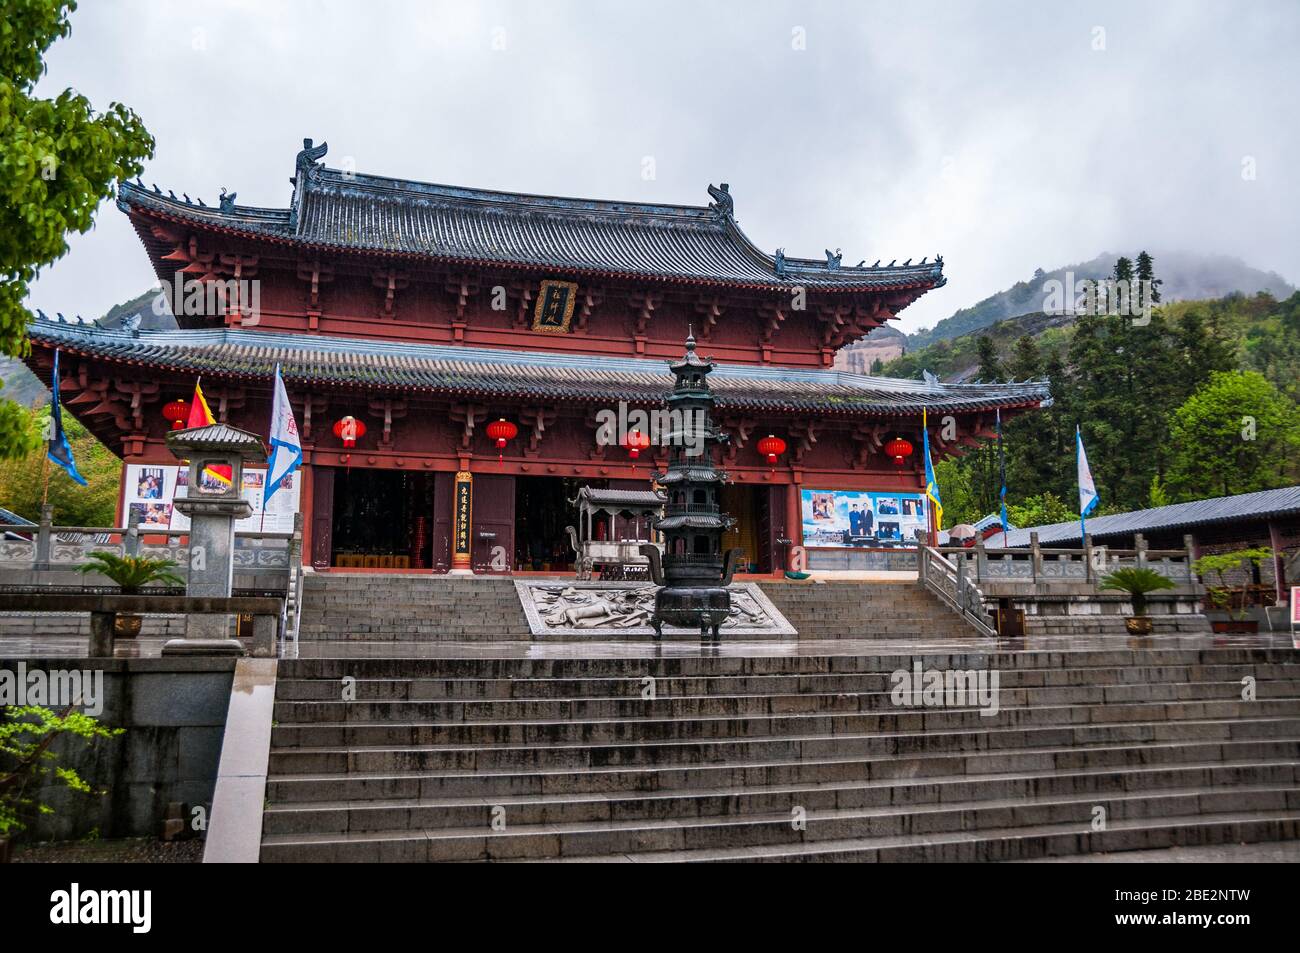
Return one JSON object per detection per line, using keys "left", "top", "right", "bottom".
{"left": 260, "top": 646, "right": 1300, "bottom": 862}
{"left": 297, "top": 573, "right": 978, "bottom": 642}
{"left": 298, "top": 574, "right": 531, "bottom": 641}
{"left": 758, "top": 580, "right": 970, "bottom": 639}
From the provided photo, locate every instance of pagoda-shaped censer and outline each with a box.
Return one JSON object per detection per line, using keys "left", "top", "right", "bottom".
{"left": 640, "top": 331, "right": 742, "bottom": 640}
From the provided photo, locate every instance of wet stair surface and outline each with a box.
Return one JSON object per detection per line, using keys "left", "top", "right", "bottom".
{"left": 260, "top": 646, "right": 1300, "bottom": 862}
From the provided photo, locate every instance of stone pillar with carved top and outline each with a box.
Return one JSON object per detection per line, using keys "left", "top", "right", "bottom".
{"left": 162, "top": 424, "right": 267, "bottom": 655}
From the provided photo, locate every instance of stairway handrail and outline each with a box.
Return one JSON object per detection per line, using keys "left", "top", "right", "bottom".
{"left": 919, "top": 545, "right": 998, "bottom": 638}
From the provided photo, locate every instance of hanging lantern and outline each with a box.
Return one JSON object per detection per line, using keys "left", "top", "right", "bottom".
{"left": 623, "top": 428, "right": 651, "bottom": 459}
{"left": 885, "top": 436, "right": 914, "bottom": 466}
{"left": 485, "top": 418, "right": 518, "bottom": 467}
{"left": 623, "top": 429, "right": 652, "bottom": 470}
{"left": 333, "top": 415, "right": 367, "bottom": 448}
{"left": 756, "top": 434, "right": 787, "bottom": 470}
{"left": 162, "top": 399, "right": 190, "bottom": 431}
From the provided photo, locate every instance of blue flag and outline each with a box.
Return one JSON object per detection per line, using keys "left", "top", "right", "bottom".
{"left": 922, "top": 408, "right": 943, "bottom": 531}
{"left": 47, "top": 349, "right": 87, "bottom": 486}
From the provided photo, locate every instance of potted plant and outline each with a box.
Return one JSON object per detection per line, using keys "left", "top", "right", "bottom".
{"left": 1192, "top": 547, "right": 1274, "bottom": 634}
{"left": 1099, "top": 566, "right": 1176, "bottom": 635}
{"left": 78, "top": 552, "right": 184, "bottom": 637}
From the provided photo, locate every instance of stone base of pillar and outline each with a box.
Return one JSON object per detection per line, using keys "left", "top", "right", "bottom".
{"left": 447, "top": 568, "right": 474, "bottom": 576}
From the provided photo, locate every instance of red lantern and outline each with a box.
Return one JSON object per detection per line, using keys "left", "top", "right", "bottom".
{"left": 885, "top": 437, "right": 914, "bottom": 466}
{"left": 756, "top": 434, "right": 787, "bottom": 470}
{"left": 333, "top": 415, "right": 366, "bottom": 448}
{"left": 623, "top": 428, "right": 651, "bottom": 459}
{"left": 162, "top": 399, "right": 190, "bottom": 431}
{"left": 485, "top": 418, "right": 518, "bottom": 467}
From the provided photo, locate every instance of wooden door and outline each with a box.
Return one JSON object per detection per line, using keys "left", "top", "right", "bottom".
{"left": 471, "top": 473, "right": 515, "bottom": 573}
{"left": 310, "top": 466, "right": 334, "bottom": 569}
{"left": 432, "top": 471, "right": 454, "bottom": 573}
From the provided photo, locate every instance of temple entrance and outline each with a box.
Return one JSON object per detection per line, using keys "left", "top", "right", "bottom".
{"left": 329, "top": 468, "right": 435, "bottom": 568}
{"left": 720, "top": 484, "right": 776, "bottom": 573}
{"left": 514, "top": 476, "right": 584, "bottom": 572}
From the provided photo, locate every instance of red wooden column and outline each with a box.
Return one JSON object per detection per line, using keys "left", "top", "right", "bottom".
{"left": 786, "top": 480, "right": 803, "bottom": 567}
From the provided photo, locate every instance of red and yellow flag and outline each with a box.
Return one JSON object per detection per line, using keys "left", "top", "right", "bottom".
{"left": 187, "top": 380, "right": 233, "bottom": 487}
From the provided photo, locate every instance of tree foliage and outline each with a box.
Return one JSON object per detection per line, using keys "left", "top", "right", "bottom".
{"left": 1165, "top": 371, "right": 1300, "bottom": 500}
{"left": 0, "top": 403, "right": 119, "bottom": 524}
{"left": 0, "top": 0, "right": 154, "bottom": 456}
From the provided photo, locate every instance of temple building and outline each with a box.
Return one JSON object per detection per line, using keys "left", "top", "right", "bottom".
{"left": 24, "top": 140, "right": 1050, "bottom": 574}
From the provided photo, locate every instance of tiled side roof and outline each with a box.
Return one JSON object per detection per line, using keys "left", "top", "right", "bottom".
{"left": 117, "top": 161, "right": 944, "bottom": 292}
{"left": 28, "top": 320, "right": 1049, "bottom": 417}
{"left": 1001, "top": 486, "right": 1300, "bottom": 547}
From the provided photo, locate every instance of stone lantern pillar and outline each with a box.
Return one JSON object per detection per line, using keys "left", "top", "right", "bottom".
{"left": 161, "top": 423, "right": 267, "bottom": 656}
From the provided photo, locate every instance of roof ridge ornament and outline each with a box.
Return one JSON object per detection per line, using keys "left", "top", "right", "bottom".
{"left": 825, "top": 248, "right": 842, "bottom": 270}
{"left": 707, "top": 182, "right": 733, "bottom": 220}
{"left": 292, "top": 138, "right": 329, "bottom": 186}
{"left": 774, "top": 248, "right": 786, "bottom": 278}
{"left": 219, "top": 187, "right": 237, "bottom": 212}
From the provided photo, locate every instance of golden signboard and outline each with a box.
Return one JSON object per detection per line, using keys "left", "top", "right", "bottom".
{"left": 532, "top": 280, "right": 579, "bottom": 333}
{"left": 453, "top": 470, "right": 473, "bottom": 558}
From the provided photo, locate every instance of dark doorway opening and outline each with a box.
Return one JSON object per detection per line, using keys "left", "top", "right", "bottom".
{"left": 720, "top": 483, "right": 773, "bottom": 573}
{"left": 331, "top": 469, "right": 434, "bottom": 568}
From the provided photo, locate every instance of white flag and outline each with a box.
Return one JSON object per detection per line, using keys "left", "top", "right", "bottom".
{"left": 1076, "top": 425, "right": 1099, "bottom": 517}
{"left": 265, "top": 364, "right": 302, "bottom": 508}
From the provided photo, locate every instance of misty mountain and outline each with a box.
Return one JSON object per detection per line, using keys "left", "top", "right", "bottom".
{"left": 909, "top": 251, "right": 1295, "bottom": 349}
{"left": 0, "top": 289, "right": 168, "bottom": 409}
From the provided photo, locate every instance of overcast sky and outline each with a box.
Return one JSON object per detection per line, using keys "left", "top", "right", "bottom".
{"left": 27, "top": 0, "right": 1300, "bottom": 334}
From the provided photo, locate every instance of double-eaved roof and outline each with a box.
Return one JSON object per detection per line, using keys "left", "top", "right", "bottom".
{"left": 117, "top": 140, "right": 945, "bottom": 293}
{"left": 29, "top": 317, "right": 1049, "bottom": 418}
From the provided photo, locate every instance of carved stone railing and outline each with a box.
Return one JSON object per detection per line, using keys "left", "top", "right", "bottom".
{"left": 1, "top": 508, "right": 305, "bottom": 657}
{"left": 935, "top": 532, "right": 1198, "bottom": 588}
{"left": 918, "top": 545, "right": 998, "bottom": 638}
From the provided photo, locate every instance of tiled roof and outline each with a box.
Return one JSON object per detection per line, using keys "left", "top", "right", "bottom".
{"left": 1001, "top": 486, "right": 1300, "bottom": 547}
{"left": 166, "top": 423, "right": 268, "bottom": 458}
{"left": 575, "top": 488, "right": 666, "bottom": 510}
{"left": 29, "top": 319, "right": 1051, "bottom": 418}
{"left": 117, "top": 147, "right": 945, "bottom": 292}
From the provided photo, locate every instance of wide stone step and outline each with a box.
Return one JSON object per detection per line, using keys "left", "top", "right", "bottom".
{"left": 268, "top": 699, "right": 1300, "bottom": 749}
{"left": 271, "top": 679, "right": 1300, "bottom": 719}
{"left": 271, "top": 663, "right": 1300, "bottom": 701}
{"left": 274, "top": 650, "right": 1300, "bottom": 681}
{"left": 266, "top": 715, "right": 1300, "bottom": 774}
{"left": 265, "top": 736, "right": 1300, "bottom": 802}
{"left": 531, "top": 811, "right": 1300, "bottom": 863}
{"left": 259, "top": 789, "right": 1300, "bottom": 862}
{"left": 260, "top": 761, "right": 1300, "bottom": 835}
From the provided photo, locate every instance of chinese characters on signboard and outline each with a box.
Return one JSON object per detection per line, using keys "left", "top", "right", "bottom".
{"left": 454, "top": 472, "right": 473, "bottom": 556}
{"left": 532, "top": 280, "right": 578, "bottom": 333}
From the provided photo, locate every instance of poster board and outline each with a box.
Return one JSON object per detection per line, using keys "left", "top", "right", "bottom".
{"left": 801, "top": 489, "right": 927, "bottom": 548}
{"left": 122, "top": 464, "right": 301, "bottom": 534}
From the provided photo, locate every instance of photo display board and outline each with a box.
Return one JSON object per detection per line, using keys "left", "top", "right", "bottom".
{"left": 121, "top": 464, "right": 301, "bottom": 534}
{"left": 800, "top": 489, "right": 928, "bottom": 548}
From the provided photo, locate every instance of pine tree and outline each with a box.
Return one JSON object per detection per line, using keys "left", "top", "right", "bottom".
{"left": 1135, "top": 250, "right": 1162, "bottom": 304}
{"left": 976, "top": 334, "right": 1003, "bottom": 382}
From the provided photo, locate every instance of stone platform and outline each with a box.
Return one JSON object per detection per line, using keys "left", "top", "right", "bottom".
{"left": 513, "top": 580, "right": 796, "bottom": 638}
